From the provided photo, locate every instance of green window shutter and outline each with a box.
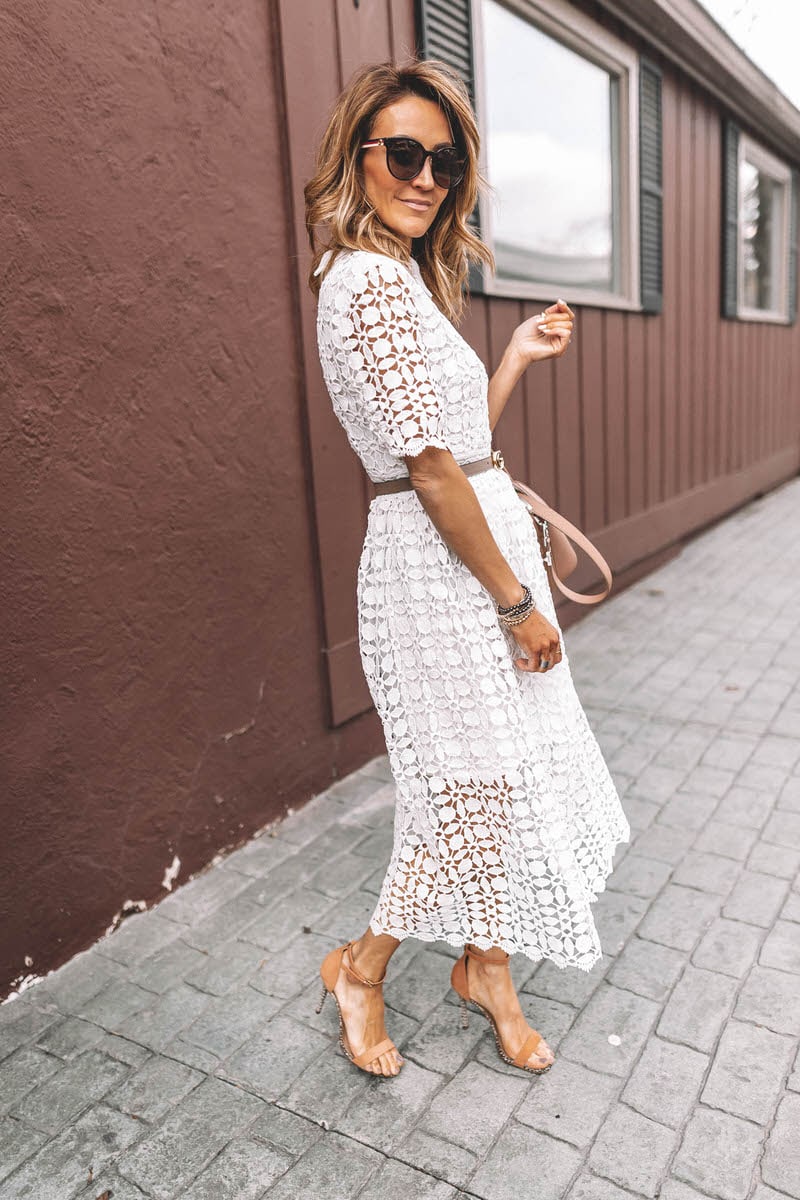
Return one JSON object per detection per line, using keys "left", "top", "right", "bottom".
{"left": 416, "top": 0, "right": 475, "bottom": 108}
{"left": 721, "top": 119, "right": 740, "bottom": 319}
{"left": 639, "top": 57, "right": 663, "bottom": 314}
{"left": 416, "top": 0, "right": 484, "bottom": 292}
{"left": 788, "top": 168, "right": 798, "bottom": 324}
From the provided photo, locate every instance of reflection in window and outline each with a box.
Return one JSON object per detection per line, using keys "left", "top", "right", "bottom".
{"left": 740, "top": 159, "right": 783, "bottom": 312}
{"left": 481, "top": 0, "right": 614, "bottom": 290}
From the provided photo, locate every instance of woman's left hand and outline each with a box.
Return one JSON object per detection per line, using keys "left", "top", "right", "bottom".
{"left": 509, "top": 299, "right": 576, "bottom": 366}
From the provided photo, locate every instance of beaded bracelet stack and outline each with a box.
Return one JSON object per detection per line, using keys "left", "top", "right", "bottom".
{"left": 496, "top": 583, "right": 536, "bottom": 627}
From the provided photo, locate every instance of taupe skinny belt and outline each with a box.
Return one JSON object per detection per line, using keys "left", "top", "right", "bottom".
{"left": 372, "top": 453, "right": 497, "bottom": 495}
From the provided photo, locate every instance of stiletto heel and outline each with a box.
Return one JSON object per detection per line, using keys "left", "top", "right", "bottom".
{"left": 316, "top": 941, "right": 403, "bottom": 1077}
{"left": 459, "top": 994, "right": 469, "bottom": 1028}
{"left": 450, "top": 944, "right": 554, "bottom": 1074}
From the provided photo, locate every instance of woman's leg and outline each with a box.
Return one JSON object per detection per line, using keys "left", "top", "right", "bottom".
{"left": 332, "top": 929, "right": 403, "bottom": 1076}
{"left": 464, "top": 943, "right": 554, "bottom": 1069}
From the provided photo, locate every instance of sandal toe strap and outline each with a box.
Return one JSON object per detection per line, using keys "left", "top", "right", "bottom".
{"left": 350, "top": 1036, "right": 397, "bottom": 1070}
{"left": 512, "top": 1029, "right": 546, "bottom": 1069}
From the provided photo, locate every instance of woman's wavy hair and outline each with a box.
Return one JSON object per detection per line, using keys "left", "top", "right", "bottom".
{"left": 304, "top": 58, "right": 494, "bottom": 323}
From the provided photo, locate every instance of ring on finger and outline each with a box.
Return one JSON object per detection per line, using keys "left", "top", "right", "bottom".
{"left": 539, "top": 658, "right": 550, "bottom": 671}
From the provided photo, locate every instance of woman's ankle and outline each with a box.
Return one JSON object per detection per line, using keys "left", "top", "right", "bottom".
{"left": 349, "top": 931, "right": 398, "bottom": 980}
{"left": 466, "top": 943, "right": 510, "bottom": 965}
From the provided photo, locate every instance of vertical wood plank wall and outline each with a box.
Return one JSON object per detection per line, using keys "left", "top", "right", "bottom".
{"left": 278, "top": 0, "right": 800, "bottom": 729}
{"left": 277, "top": 0, "right": 417, "bottom": 727}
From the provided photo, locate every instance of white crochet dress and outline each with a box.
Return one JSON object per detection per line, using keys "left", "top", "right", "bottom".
{"left": 314, "top": 247, "right": 630, "bottom": 970}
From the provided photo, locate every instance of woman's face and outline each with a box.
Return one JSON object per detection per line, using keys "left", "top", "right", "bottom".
{"left": 360, "top": 94, "right": 455, "bottom": 249}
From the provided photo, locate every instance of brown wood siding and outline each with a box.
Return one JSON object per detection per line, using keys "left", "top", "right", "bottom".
{"left": 277, "top": 0, "right": 418, "bottom": 726}
{"left": 470, "top": 7, "right": 800, "bottom": 615}
{"left": 293, "top": 0, "right": 799, "bottom": 726}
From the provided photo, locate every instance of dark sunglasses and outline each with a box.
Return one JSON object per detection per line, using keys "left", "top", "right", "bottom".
{"left": 360, "top": 136, "right": 467, "bottom": 190}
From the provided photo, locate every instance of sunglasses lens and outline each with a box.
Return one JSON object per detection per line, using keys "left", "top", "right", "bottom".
{"left": 432, "top": 148, "right": 466, "bottom": 189}
{"left": 386, "top": 139, "right": 425, "bottom": 180}
{"left": 384, "top": 139, "right": 466, "bottom": 189}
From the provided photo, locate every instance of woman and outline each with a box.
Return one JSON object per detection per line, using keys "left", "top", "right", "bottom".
{"left": 304, "top": 59, "right": 629, "bottom": 1080}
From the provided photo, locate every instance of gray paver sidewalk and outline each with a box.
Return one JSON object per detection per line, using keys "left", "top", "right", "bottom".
{"left": 2, "top": 476, "right": 800, "bottom": 1200}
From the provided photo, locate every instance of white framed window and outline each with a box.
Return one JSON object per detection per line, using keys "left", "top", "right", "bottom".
{"left": 737, "top": 133, "right": 793, "bottom": 322}
{"left": 471, "top": 0, "right": 641, "bottom": 309}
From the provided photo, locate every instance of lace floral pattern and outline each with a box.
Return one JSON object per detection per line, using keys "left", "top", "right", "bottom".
{"left": 315, "top": 249, "right": 630, "bottom": 970}
{"left": 315, "top": 250, "right": 490, "bottom": 478}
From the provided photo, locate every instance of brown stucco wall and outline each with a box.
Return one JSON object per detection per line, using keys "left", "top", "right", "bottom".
{"left": 0, "top": 1, "right": 381, "bottom": 996}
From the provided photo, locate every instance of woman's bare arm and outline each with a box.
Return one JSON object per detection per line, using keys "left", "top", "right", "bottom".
{"left": 406, "top": 447, "right": 525, "bottom": 608}
{"left": 487, "top": 344, "right": 527, "bottom": 434}
{"left": 486, "top": 300, "right": 576, "bottom": 432}
{"left": 404, "top": 447, "right": 562, "bottom": 671}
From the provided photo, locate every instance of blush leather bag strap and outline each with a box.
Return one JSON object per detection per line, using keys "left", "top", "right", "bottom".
{"left": 493, "top": 451, "right": 613, "bottom": 605}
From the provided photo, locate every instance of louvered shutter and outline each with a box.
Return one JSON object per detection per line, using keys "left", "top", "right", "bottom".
{"left": 416, "top": 0, "right": 475, "bottom": 106}
{"left": 788, "top": 168, "right": 798, "bottom": 324}
{"left": 416, "top": 0, "right": 484, "bottom": 292}
{"left": 639, "top": 58, "right": 663, "bottom": 314}
{"left": 721, "top": 120, "right": 740, "bottom": 319}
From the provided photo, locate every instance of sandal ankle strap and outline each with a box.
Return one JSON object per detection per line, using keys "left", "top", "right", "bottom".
{"left": 341, "top": 941, "right": 386, "bottom": 988}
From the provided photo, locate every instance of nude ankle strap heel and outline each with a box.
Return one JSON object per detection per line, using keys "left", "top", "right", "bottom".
{"left": 318, "top": 940, "right": 386, "bottom": 995}
{"left": 450, "top": 944, "right": 553, "bottom": 1075}
{"left": 315, "top": 941, "right": 401, "bottom": 1076}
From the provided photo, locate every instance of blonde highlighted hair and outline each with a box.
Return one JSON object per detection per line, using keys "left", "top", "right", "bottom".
{"left": 304, "top": 58, "right": 494, "bottom": 323}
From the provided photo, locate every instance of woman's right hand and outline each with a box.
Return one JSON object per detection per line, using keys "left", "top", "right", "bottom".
{"left": 509, "top": 608, "right": 563, "bottom": 672}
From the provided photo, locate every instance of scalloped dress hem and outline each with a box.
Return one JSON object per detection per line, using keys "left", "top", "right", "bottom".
{"left": 367, "top": 824, "right": 632, "bottom": 973}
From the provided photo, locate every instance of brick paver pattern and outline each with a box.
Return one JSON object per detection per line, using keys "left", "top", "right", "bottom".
{"left": 2, "top": 477, "right": 800, "bottom": 1200}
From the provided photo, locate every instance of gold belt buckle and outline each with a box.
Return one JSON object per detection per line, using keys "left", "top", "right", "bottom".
{"left": 491, "top": 448, "right": 505, "bottom": 470}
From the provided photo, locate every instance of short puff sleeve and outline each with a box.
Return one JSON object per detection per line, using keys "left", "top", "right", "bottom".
{"left": 343, "top": 255, "right": 451, "bottom": 460}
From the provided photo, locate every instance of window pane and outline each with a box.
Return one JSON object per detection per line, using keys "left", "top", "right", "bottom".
{"left": 740, "top": 158, "right": 783, "bottom": 311}
{"left": 481, "top": 0, "right": 614, "bottom": 290}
